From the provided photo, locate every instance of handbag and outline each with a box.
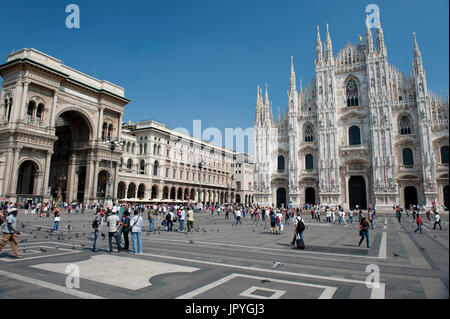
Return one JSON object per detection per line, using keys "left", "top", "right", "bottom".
{"left": 161, "top": 220, "right": 167, "bottom": 226}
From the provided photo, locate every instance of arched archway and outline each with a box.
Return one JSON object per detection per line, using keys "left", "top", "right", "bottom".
{"left": 236, "top": 194, "right": 241, "bottom": 204}
{"left": 444, "top": 185, "right": 449, "bottom": 210}
{"left": 137, "top": 184, "right": 146, "bottom": 199}
{"left": 276, "top": 188, "right": 287, "bottom": 208}
{"left": 127, "top": 183, "right": 136, "bottom": 199}
{"left": 170, "top": 187, "right": 176, "bottom": 200}
{"left": 163, "top": 186, "right": 169, "bottom": 200}
{"left": 117, "top": 182, "right": 126, "bottom": 199}
{"left": 404, "top": 186, "right": 418, "bottom": 209}
{"left": 177, "top": 188, "right": 183, "bottom": 200}
{"left": 190, "top": 189, "right": 196, "bottom": 201}
{"left": 49, "top": 110, "right": 92, "bottom": 202}
{"left": 96, "top": 170, "right": 109, "bottom": 199}
{"left": 151, "top": 185, "right": 158, "bottom": 200}
{"left": 348, "top": 176, "right": 367, "bottom": 209}
{"left": 17, "top": 160, "right": 39, "bottom": 195}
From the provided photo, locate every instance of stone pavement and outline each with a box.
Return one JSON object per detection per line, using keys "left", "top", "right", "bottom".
{"left": 0, "top": 210, "right": 448, "bottom": 299}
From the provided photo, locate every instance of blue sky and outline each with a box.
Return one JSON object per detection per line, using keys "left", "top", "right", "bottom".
{"left": 0, "top": 0, "right": 448, "bottom": 153}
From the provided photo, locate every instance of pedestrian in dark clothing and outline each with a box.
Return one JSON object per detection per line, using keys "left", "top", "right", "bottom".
{"left": 358, "top": 217, "right": 370, "bottom": 248}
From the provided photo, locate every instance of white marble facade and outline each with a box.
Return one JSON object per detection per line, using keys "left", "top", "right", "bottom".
{"left": 253, "top": 20, "right": 449, "bottom": 210}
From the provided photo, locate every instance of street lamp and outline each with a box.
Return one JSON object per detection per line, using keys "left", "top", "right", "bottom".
{"left": 103, "top": 139, "right": 125, "bottom": 209}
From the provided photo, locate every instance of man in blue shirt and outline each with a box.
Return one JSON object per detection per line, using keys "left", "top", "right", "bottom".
{"left": 0, "top": 209, "right": 23, "bottom": 259}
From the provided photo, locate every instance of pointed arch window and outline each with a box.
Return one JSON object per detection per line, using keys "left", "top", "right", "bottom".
{"left": 346, "top": 79, "right": 359, "bottom": 107}
{"left": 139, "top": 160, "right": 145, "bottom": 174}
{"left": 126, "top": 159, "right": 133, "bottom": 170}
{"left": 399, "top": 115, "right": 412, "bottom": 135}
{"left": 304, "top": 125, "right": 314, "bottom": 142}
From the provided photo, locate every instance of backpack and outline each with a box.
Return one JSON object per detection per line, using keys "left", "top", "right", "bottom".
{"left": 297, "top": 218, "right": 305, "bottom": 232}
{"left": 166, "top": 213, "right": 172, "bottom": 222}
{"left": 275, "top": 215, "right": 280, "bottom": 223}
{"left": 92, "top": 218, "right": 98, "bottom": 229}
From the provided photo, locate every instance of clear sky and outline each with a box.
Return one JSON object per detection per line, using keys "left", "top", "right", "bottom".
{"left": 0, "top": 0, "right": 448, "bottom": 153}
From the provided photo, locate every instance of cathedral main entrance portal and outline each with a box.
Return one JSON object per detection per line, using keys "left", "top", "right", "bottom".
{"left": 348, "top": 176, "right": 367, "bottom": 210}
{"left": 276, "top": 188, "right": 287, "bottom": 208}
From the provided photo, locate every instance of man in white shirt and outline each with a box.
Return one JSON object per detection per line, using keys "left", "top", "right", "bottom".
{"left": 276, "top": 210, "right": 283, "bottom": 234}
{"left": 180, "top": 208, "right": 186, "bottom": 232}
{"left": 130, "top": 210, "right": 143, "bottom": 254}
{"left": 433, "top": 212, "right": 442, "bottom": 230}
{"left": 235, "top": 208, "right": 242, "bottom": 225}
{"left": 107, "top": 210, "right": 121, "bottom": 253}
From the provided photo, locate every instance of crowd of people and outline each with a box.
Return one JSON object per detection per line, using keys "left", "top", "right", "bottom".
{"left": 0, "top": 198, "right": 446, "bottom": 259}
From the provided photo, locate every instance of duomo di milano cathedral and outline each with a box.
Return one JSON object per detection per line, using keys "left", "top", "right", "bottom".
{"left": 254, "top": 18, "right": 449, "bottom": 210}
{"left": 0, "top": 17, "right": 448, "bottom": 211}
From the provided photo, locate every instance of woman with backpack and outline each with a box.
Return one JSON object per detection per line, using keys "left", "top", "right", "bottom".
{"left": 358, "top": 217, "right": 370, "bottom": 248}
{"left": 291, "top": 212, "right": 305, "bottom": 249}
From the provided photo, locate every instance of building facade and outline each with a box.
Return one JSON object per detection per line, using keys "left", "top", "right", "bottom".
{"left": 234, "top": 153, "right": 255, "bottom": 205}
{"left": 253, "top": 20, "right": 449, "bottom": 210}
{"left": 0, "top": 49, "right": 128, "bottom": 206}
{"left": 117, "top": 120, "right": 237, "bottom": 205}
{"left": 0, "top": 49, "right": 243, "bottom": 205}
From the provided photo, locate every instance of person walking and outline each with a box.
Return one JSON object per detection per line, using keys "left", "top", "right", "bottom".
{"left": 51, "top": 209, "right": 61, "bottom": 233}
{"left": 179, "top": 207, "right": 186, "bottom": 232}
{"left": 187, "top": 207, "right": 194, "bottom": 233}
{"left": 92, "top": 210, "right": 105, "bottom": 252}
{"left": 396, "top": 209, "right": 402, "bottom": 223}
{"left": 358, "top": 217, "right": 370, "bottom": 248}
{"left": 148, "top": 207, "right": 155, "bottom": 233}
{"left": 348, "top": 210, "right": 354, "bottom": 224}
{"left": 414, "top": 213, "right": 424, "bottom": 234}
{"left": 120, "top": 211, "right": 131, "bottom": 250}
{"left": 433, "top": 212, "right": 442, "bottom": 230}
{"left": 235, "top": 208, "right": 242, "bottom": 225}
{"left": 130, "top": 210, "right": 143, "bottom": 254}
{"left": 368, "top": 211, "right": 374, "bottom": 229}
{"left": 0, "top": 209, "right": 23, "bottom": 259}
{"left": 291, "top": 212, "right": 305, "bottom": 248}
{"left": 107, "top": 210, "right": 121, "bottom": 253}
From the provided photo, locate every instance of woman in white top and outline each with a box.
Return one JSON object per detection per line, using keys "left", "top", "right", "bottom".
{"left": 130, "top": 210, "right": 144, "bottom": 254}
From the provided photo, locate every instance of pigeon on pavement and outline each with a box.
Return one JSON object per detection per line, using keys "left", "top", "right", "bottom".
{"left": 272, "top": 261, "right": 283, "bottom": 269}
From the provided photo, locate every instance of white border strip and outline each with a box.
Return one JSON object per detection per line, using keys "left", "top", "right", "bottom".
{"left": 176, "top": 273, "right": 338, "bottom": 299}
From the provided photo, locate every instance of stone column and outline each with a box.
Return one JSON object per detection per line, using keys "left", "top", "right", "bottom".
{"left": 42, "top": 150, "right": 53, "bottom": 201}
{"left": 84, "top": 155, "right": 94, "bottom": 203}
{"left": 49, "top": 91, "right": 58, "bottom": 128}
{"left": 2, "top": 149, "right": 13, "bottom": 197}
{"left": 8, "top": 146, "right": 22, "bottom": 198}
{"left": 113, "top": 162, "right": 119, "bottom": 200}
{"left": 97, "top": 107, "right": 104, "bottom": 141}
{"left": 18, "top": 81, "right": 30, "bottom": 123}
{"left": 92, "top": 160, "right": 99, "bottom": 200}
{"left": 65, "top": 154, "right": 76, "bottom": 203}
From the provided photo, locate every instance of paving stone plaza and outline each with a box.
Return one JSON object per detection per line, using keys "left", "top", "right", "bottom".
{"left": 0, "top": 209, "right": 448, "bottom": 299}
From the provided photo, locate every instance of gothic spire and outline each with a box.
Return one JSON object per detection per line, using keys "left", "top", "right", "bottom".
{"left": 290, "top": 56, "right": 296, "bottom": 91}
{"left": 316, "top": 25, "right": 323, "bottom": 65}
{"left": 376, "top": 19, "right": 386, "bottom": 56}
{"left": 365, "top": 15, "right": 373, "bottom": 52}
{"left": 413, "top": 32, "right": 423, "bottom": 74}
{"left": 325, "top": 24, "right": 333, "bottom": 62}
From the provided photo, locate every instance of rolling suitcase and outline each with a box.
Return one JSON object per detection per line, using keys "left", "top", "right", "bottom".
{"left": 296, "top": 234, "right": 305, "bottom": 249}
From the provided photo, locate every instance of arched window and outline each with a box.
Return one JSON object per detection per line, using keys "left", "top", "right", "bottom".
{"left": 144, "top": 143, "right": 147, "bottom": 154}
{"left": 402, "top": 148, "right": 414, "bottom": 166}
{"left": 126, "top": 142, "right": 130, "bottom": 153}
{"left": 126, "top": 159, "right": 133, "bottom": 170}
{"left": 5, "top": 95, "right": 13, "bottom": 122}
{"left": 27, "top": 101, "right": 35, "bottom": 124}
{"left": 139, "top": 144, "right": 143, "bottom": 154}
{"left": 139, "top": 160, "right": 145, "bottom": 174}
{"left": 153, "top": 161, "right": 159, "bottom": 176}
{"left": 399, "top": 115, "right": 412, "bottom": 135}
{"left": 277, "top": 155, "right": 285, "bottom": 171}
{"left": 36, "top": 103, "right": 44, "bottom": 126}
{"left": 346, "top": 79, "right": 359, "bottom": 107}
{"left": 305, "top": 154, "right": 314, "bottom": 170}
{"left": 349, "top": 126, "right": 361, "bottom": 145}
{"left": 102, "top": 122, "right": 108, "bottom": 140}
{"left": 107, "top": 124, "right": 113, "bottom": 140}
{"left": 304, "top": 125, "right": 314, "bottom": 142}
{"left": 441, "top": 146, "right": 449, "bottom": 164}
